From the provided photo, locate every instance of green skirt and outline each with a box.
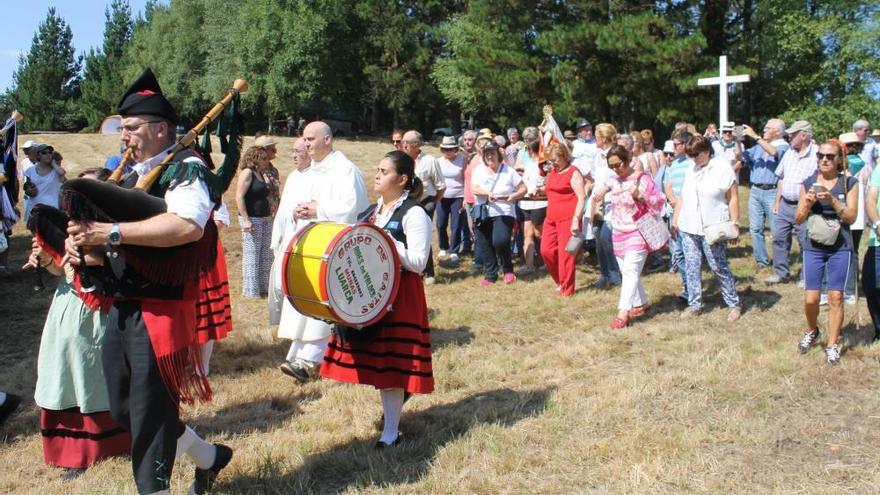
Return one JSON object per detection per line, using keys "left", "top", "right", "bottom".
{"left": 34, "top": 277, "right": 111, "bottom": 413}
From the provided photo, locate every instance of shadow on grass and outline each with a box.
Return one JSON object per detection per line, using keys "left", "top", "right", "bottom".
{"left": 840, "top": 321, "right": 877, "bottom": 349}
{"left": 221, "top": 386, "right": 556, "bottom": 494}
{"left": 191, "top": 388, "right": 323, "bottom": 437}
{"left": 431, "top": 326, "right": 472, "bottom": 351}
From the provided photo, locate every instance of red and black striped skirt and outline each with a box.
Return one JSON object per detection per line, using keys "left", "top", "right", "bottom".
{"left": 195, "top": 238, "right": 233, "bottom": 344}
{"left": 40, "top": 408, "right": 131, "bottom": 468}
{"left": 321, "top": 271, "right": 434, "bottom": 394}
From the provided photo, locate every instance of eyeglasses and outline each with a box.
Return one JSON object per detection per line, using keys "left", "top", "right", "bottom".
{"left": 663, "top": 152, "right": 674, "bottom": 157}
{"left": 607, "top": 159, "right": 626, "bottom": 168}
{"left": 117, "top": 121, "right": 161, "bottom": 133}
{"left": 722, "top": 130, "right": 733, "bottom": 134}
{"left": 392, "top": 139, "right": 401, "bottom": 144}
{"left": 816, "top": 152, "right": 837, "bottom": 161}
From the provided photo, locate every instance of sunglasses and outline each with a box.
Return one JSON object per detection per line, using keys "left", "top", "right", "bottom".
{"left": 607, "top": 160, "right": 626, "bottom": 168}
{"left": 664, "top": 152, "right": 674, "bottom": 157}
{"left": 816, "top": 152, "right": 837, "bottom": 161}
{"left": 392, "top": 139, "right": 402, "bottom": 144}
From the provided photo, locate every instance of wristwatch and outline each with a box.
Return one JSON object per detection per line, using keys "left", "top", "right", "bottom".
{"left": 108, "top": 223, "right": 122, "bottom": 246}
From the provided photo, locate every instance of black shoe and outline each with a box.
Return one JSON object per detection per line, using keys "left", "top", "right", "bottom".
{"left": 60, "top": 468, "right": 86, "bottom": 481}
{"left": 279, "top": 360, "right": 318, "bottom": 383}
{"left": 0, "top": 393, "right": 21, "bottom": 427}
{"left": 375, "top": 433, "right": 403, "bottom": 450}
{"left": 189, "top": 444, "right": 233, "bottom": 495}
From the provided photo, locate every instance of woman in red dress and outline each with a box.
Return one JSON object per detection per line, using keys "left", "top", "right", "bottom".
{"left": 321, "top": 150, "right": 434, "bottom": 448}
{"left": 541, "top": 142, "right": 586, "bottom": 296}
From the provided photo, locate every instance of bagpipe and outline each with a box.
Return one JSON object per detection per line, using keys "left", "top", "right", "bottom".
{"left": 61, "top": 79, "right": 247, "bottom": 289}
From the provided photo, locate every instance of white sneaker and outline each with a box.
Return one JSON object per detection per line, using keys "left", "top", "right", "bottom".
{"left": 438, "top": 250, "right": 448, "bottom": 259}
{"left": 449, "top": 253, "right": 459, "bottom": 262}
{"left": 845, "top": 294, "right": 857, "bottom": 305}
{"left": 819, "top": 293, "right": 828, "bottom": 306}
{"left": 424, "top": 277, "right": 436, "bottom": 285}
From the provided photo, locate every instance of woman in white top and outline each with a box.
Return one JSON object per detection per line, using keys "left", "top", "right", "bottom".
{"left": 23, "top": 144, "right": 66, "bottom": 223}
{"left": 23, "top": 143, "right": 65, "bottom": 291}
{"left": 672, "top": 135, "right": 742, "bottom": 321}
{"left": 516, "top": 138, "right": 547, "bottom": 275}
{"left": 435, "top": 136, "right": 467, "bottom": 262}
{"left": 471, "top": 140, "right": 526, "bottom": 285}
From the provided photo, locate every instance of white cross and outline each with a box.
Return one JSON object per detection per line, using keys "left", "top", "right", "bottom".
{"left": 698, "top": 55, "right": 750, "bottom": 127}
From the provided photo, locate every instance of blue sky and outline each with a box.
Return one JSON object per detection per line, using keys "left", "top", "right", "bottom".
{"left": 0, "top": 0, "right": 156, "bottom": 92}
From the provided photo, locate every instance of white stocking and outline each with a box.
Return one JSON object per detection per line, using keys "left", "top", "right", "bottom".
{"left": 176, "top": 426, "right": 216, "bottom": 469}
{"left": 199, "top": 340, "right": 215, "bottom": 376}
{"left": 379, "top": 388, "right": 405, "bottom": 444}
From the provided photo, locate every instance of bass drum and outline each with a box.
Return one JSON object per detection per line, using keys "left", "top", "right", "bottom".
{"left": 281, "top": 222, "right": 401, "bottom": 327}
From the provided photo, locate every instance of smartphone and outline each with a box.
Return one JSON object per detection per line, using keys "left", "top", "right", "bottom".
{"left": 734, "top": 125, "right": 744, "bottom": 141}
{"left": 812, "top": 184, "right": 827, "bottom": 193}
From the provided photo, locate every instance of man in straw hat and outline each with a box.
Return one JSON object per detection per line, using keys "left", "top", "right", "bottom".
{"left": 66, "top": 69, "right": 232, "bottom": 495}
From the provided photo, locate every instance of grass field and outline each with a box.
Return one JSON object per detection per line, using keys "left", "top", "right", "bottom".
{"left": 2, "top": 133, "right": 880, "bottom": 494}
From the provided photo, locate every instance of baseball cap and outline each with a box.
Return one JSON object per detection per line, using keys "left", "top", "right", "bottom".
{"left": 785, "top": 120, "right": 813, "bottom": 135}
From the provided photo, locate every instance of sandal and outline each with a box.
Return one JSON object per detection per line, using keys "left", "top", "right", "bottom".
{"left": 628, "top": 304, "right": 651, "bottom": 318}
{"left": 611, "top": 316, "right": 629, "bottom": 329}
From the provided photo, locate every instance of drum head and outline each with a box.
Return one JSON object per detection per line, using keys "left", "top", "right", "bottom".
{"left": 322, "top": 223, "right": 401, "bottom": 327}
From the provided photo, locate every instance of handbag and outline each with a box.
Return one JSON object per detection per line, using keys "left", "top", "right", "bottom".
{"left": 704, "top": 220, "right": 739, "bottom": 245}
{"left": 806, "top": 214, "right": 841, "bottom": 246}
{"left": 473, "top": 164, "right": 504, "bottom": 227}
{"left": 629, "top": 173, "right": 670, "bottom": 252}
{"left": 471, "top": 203, "right": 490, "bottom": 227}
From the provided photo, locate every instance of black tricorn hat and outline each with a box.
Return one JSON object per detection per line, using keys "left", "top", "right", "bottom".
{"left": 117, "top": 68, "right": 178, "bottom": 124}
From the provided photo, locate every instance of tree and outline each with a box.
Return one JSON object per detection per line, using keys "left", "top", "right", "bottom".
{"left": 79, "top": 0, "right": 134, "bottom": 129}
{"left": 432, "top": 0, "right": 563, "bottom": 130}
{"left": 9, "top": 8, "right": 83, "bottom": 131}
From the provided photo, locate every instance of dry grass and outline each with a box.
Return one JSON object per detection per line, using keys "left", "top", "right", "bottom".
{"left": 2, "top": 134, "right": 880, "bottom": 494}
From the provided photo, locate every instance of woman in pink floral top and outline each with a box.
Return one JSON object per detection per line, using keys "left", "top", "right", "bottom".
{"left": 592, "top": 144, "right": 665, "bottom": 328}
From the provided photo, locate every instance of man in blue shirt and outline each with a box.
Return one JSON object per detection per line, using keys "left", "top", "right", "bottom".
{"left": 743, "top": 119, "right": 788, "bottom": 270}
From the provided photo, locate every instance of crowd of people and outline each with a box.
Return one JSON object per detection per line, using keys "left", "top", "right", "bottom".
{"left": 1, "top": 66, "right": 880, "bottom": 493}
{"left": 374, "top": 118, "right": 880, "bottom": 361}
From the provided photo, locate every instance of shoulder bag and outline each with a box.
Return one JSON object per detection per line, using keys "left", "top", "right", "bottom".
{"left": 471, "top": 165, "right": 503, "bottom": 228}
{"left": 630, "top": 173, "right": 670, "bottom": 252}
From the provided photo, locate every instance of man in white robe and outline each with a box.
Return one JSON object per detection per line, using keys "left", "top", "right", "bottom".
{"left": 278, "top": 122, "right": 368, "bottom": 382}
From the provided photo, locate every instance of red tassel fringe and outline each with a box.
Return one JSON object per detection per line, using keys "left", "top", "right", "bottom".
{"left": 156, "top": 344, "right": 213, "bottom": 406}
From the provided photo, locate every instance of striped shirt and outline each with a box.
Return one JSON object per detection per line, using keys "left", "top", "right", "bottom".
{"left": 774, "top": 142, "right": 817, "bottom": 202}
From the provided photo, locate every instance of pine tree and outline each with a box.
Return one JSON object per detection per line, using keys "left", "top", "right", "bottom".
{"left": 10, "top": 8, "right": 83, "bottom": 131}
{"left": 79, "top": 0, "right": 134, "bottom": 129}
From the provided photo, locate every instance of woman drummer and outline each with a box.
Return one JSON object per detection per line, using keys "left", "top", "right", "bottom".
{"left": 320, "top": 150, "right": 433, "bottom": 448}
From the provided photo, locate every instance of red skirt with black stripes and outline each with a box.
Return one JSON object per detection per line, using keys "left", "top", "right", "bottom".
{"left": 195, "top": 238, "right": 233, "bottom": 344}
{"left": 321, "top": 271, "right": 434, "bottom": 394}
{"left": 40, "top": 408, "right": 131, "bottom": 468}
